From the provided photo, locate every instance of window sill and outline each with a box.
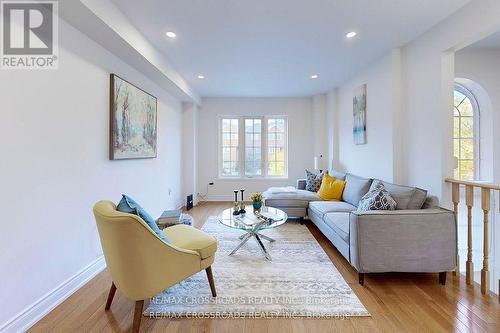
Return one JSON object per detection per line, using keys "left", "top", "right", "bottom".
{"left": 217, "top": 176, "right": 289, "bottom": 181}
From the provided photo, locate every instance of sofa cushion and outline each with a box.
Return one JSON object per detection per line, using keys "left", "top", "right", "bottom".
{"left": 342, "top": 173, "right": 373, "bottom": 207}
{"left": 323, "top": 212, "right": 350, "bottom": 243}
{"left": 305, "top": 169, "right": 324, "bottom": 192}
{"left": 357, "top": 183, "right": 397, "bottom": 211}
{"left": 422, "top": 195, "right": 439, "bottom": 209}
{"left": 162, "top": 224, "right": 217, "bottom": 259}
{"left": 309, "top": 201, "right": 357, "bottom": 217}
{"left": 263, "top": 189, "right": 320, "bottom": 208}
{"left": 369, "top": 180, "right": 415, "bottom": 210}
{"left": 369, "top": 180, "right": 427, "bottom": 210}
{"left": 408, "top": 187, "right": 428, "bottom": 209}
{"left": 329, "top": 169, "right": 346, "bottom": 181}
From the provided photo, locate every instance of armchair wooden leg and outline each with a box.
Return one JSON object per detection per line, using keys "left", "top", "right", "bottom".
{"left": 132, "top": 300, "right": 144, "bottom": 333}
{"left": 105, "top": 282, "right": 116, "bottom": 310}
{"left": 439, "top": 272, "right": 447, "bottom": 285}
{"left": 206, "top": 266, "right": 217, "bottom": 297}
{"left": 358, "top": 273, "right": 365, "bottom": 286}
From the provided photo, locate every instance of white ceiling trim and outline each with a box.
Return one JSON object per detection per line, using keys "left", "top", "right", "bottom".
{"left": 60, "top": 0, "right": 200, "bottom": 104}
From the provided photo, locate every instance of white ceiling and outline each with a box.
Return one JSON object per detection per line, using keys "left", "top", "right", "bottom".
{"left": 111, "top": 0, "right": 470, "bottom": 97}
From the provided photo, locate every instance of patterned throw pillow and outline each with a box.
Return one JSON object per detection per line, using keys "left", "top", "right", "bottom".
{"left": 357, "top": 183, "right": 397, "bottom": 211}
{"left": 305, "top": 169, "right": 324, "bottom": 192}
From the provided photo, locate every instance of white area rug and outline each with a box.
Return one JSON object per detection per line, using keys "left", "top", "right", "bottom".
{"left": 145, "top": 217, "right": 369, "bottom": 318}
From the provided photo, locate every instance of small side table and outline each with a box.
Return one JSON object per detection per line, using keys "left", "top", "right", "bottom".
{"left": 156, "top": 210, "right": 181, "bottom": 230}
{"left": 156, "top": 210, "right": 194, "bottom": 230}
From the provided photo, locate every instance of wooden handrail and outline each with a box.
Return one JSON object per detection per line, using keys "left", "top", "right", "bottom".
{"left": 444, "top": 177, "right": 499, "bottom": 296}
{"left": 445, "top": 178, "right": 500, "bottom": 190}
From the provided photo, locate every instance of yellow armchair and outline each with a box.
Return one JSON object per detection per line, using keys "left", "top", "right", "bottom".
{"left": 93, "top": 200, "right": 217, "bottom": 332}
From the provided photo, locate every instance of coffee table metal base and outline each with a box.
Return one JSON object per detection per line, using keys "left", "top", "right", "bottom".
{"left": 230, "top": 231, "right": 275, "bottom": 261}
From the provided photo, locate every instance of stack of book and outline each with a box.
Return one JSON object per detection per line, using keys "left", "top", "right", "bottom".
{"left": 235, "top": 212, "right": 283, "bottom": 226}
{"left": 156, "top": 209, "right": 182, "bottom": 229}
{"left": 235, "top": 214, "right": 262, "bottom": 226}
{"left": 259, "top": 212, "right": 283, "bottom": 222}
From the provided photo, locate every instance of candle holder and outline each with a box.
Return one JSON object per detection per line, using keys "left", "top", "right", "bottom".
{"left": 239, "top": 189, "right": 246, "bottom": 214}
{"left": 233, "top": 190, "right": 240, "bottom": 215}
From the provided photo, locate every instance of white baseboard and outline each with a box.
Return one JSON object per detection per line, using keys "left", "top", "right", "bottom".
{"left": 0, "top": 256, "right": 106, "bottom": 333}
{"left": 201, "top": 195, "right": 234, "bottom": 201}
{"left": 176, "top": 201, "right": 184, "bottom": 210}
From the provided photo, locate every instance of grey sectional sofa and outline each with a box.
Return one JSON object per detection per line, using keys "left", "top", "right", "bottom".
{"left": 263, "top": 171, "right": 457, "bottom": 285}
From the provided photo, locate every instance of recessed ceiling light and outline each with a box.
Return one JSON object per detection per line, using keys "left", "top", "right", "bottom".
{"left": 310, "top": 74, "right": 319, "bottom": 79}
{"left": 165, "top": 31, "right": 177, "bottom": 39}
{"left": 346, "top": 31, "right": 357, "bottom": 39}
{"left": 197, "top": 75, "right": 205, "bottom": 79}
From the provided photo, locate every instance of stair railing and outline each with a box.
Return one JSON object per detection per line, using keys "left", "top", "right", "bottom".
{"left": 445, "top": 178, "right": 500, "bottom": 295}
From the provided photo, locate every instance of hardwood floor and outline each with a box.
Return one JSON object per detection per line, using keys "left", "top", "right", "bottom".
{"left": 29, "top": 202, "right": 500, "bottom": 333}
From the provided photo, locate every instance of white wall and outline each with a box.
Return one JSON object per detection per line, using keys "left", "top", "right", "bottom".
{"left": 455, "top": 49, "right": 500, "bottom": 183}
{"left": 325, "top": 89, "right": 339, "bottom": 171}
{"left": 182, "top": 103, "right": 199, "bottom": 205}
{"left": 400, "top": 0, "right": 500, "bottom": 200}
{"left": 197, "top": 97, "right": 316, "bottom": 200}
{"left": 399, "top": 1, "right": 500, "bottom": 294}
{"left": 0, "top": 18, "right": 183, "bottom": 331}
{"left": 454, "top": 48, "right": 500, "bottom": 294}
{"left": 323, "top": 1, "right": 500, "bottom": 198}
{"left": 312, "top": 94, "right": 327, "bottom": 164}
{"left": 329, "top": 51, "right": 400, "bottom": 182}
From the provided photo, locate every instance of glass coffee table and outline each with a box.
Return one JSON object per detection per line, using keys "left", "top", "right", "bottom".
{"left": 218, "top": 205, "right": 288, "bottom": 261}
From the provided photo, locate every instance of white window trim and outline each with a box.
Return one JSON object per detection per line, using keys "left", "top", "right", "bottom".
{"left": 264, "top": 115, "right": 289, "bottom": 179}
{"left": 218, "top": 116, "right": 240, "bottom": 179}
{"left": 242, "top": 116, "right": 264, "bottom": 178}
{"left": 454, "top": 83, "right": 480, "bottom": 180}
{"left": 218, "top": 115, "right": 288, "bottom": 179}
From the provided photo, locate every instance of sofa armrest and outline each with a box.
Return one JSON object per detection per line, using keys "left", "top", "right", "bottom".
{"left": 422, "top": 195, "right": 439, "bottom": 209}
{"left": 297, "top": 179, "right": 306, "bottom": 190}
{"left": 349, "top": 208, "right": 457, "bottom": 273}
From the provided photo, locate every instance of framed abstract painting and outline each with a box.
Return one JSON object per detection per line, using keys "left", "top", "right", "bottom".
{"left": 109, "top": 74, "right": 157, "bottom": 160}
{"left": 353, "top": 84, "right": 367, "bottom": 145}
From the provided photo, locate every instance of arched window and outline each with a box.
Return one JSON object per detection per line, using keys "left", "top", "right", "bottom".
{"left": 453, "top": 83, "right": 480, "bottom": 180}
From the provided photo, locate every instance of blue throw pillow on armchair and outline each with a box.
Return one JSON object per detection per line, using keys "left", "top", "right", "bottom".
{"left": 117, "top": 194, "right": 170, "bottom": 243}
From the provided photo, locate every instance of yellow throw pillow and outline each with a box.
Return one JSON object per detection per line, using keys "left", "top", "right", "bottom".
{"left": 317, "top": 173, "right": 345, "bottom": 201}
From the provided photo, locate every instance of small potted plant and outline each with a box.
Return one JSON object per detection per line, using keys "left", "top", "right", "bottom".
{"left": 251, "top": 192, "right": 263, "bottom": 212}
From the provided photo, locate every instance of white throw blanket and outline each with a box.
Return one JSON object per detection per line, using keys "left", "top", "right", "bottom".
{"left": 269, "top": 186, "right": 297, "bottom": 194}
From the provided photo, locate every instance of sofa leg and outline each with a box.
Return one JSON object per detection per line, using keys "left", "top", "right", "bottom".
{"left": 299, "top": 217, "right": 304, "bottom": 225}
{"left": 132, "top": 300, "right": 144, "bottom": 333}
{"left": 439, "top": 272, "right": 447, "bottom": 285}
{"left": 358, "top": 273, "right": 365, "bottom": 286}
{"left": 105, "top": 282, "right": 116, "bottom": 310}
